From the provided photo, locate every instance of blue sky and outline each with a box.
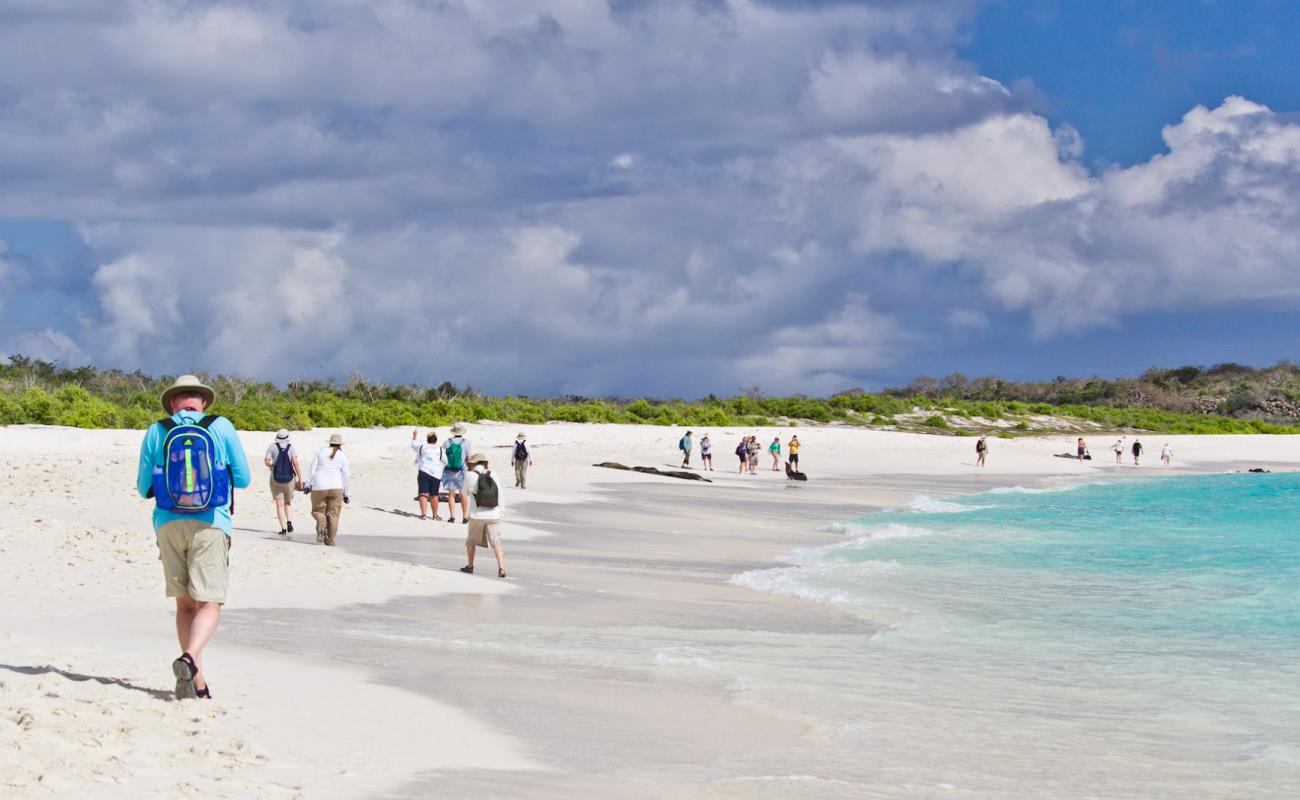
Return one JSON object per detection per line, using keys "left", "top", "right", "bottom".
{"left": 1, "top": 1, "right": 1297, "bottom": 397}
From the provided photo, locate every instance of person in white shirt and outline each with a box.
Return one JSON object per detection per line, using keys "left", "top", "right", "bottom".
{"left": 511, "top": 432, "right": 533, "bottom": 489}
{"left": 263, "top": 429, "right": 302, "bottom": 536}
{"left": 411, "top": 429, "right": 445, "bottom": 520}
{"left": 459, "top": 453, "right": 506, "bottom": 579}
{"left": 1112, "top": 438, "right": 1125, "bottom": 464}
{"left": 441, "top": 422, "right": 473, "bottom": 524}
{"left": 1161, "top": 443, "right": 1173, "bottom": 466}
{"left": 305, "top": 433, "right": 351, "bottom": 546}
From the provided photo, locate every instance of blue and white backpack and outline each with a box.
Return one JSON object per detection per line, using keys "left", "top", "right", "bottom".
{"left": 150, "top": 415, "right": 232, "bottom": 513}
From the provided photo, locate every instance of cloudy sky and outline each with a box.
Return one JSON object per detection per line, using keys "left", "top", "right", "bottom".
{"left": 2, "top": 0, "right": 1298, "bottom": 397}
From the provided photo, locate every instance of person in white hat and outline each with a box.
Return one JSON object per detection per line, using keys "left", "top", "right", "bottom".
{"left": 305, "top": 433, "right": 351, "bottom": 545}
{"left": 135, "top": 374, "right": 250, "bottom": 700}
{"left": 511, "top": 432, "right": 533, "bottom": 489}
{"left": 460, "top": 452, "right": 507, "bottom": 578}
{"left": 263, "top": 429, "right": 302, "bottom": 536}
{"left": 440, "top": 423, "right": 473, "bottom": 524}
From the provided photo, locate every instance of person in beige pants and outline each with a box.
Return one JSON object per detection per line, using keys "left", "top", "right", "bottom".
{"left": 305, "top": 433, "right": 351, "bottom": 546}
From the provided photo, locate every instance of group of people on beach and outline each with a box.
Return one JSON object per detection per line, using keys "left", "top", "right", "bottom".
{"left": 678, "top": 431, "right": 800, "bottom": 474}
{"left": 136, "top": 375, "right": 519, "bottom": 701}
{"left": 1075, "top": 436, "right": 1174, "bottom": 466}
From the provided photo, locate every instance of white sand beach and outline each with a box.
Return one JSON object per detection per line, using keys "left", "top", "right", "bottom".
{"left": 1, "top": 423, "right": 1295, "bottom": 798}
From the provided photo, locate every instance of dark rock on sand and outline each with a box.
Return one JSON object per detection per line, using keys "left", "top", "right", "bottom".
{"left": 593, "top": 463, "right": 712, "bottom": 482}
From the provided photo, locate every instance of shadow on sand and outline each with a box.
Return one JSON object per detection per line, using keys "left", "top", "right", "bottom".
{"left": 0, "top": 663, "right": 174, "bottom": 701}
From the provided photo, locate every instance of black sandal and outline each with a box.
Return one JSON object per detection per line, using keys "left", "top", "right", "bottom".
{"left": 172, "top": 652, "right": 198, "bottom": 700}
{"left": 498, "top": 569, "right": 507, "bottom": 579}
{"left": 196, "top": 685, "right": 212, "bottom": 699}
{"left": 459, "top": 565, "right": 473, "bottom": 574}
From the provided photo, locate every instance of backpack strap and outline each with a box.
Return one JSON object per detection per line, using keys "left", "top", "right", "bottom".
{"left": 158, "top": 417, "right": 178, "bottom": 432}
{"left": 197, "top": 414, "right": 219, "bottom": 429}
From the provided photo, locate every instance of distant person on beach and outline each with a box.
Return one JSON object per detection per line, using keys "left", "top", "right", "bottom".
{"left": 460, "top": 453, "right": 507, "bottom": 579}
{"left": 1077, "top": 437, "right": 1088, "bottom": 463}
{"left": 975, "top": 436, "right": 988, "bottom": 467}
{"left": 1132, "top": 439, "right": 1143, "bottom": 466}
{"left": 768, "top": 436, "right": 782, "bottom": 471}
{"left": 136, "top": 375, "right": 250, "bottom": 700}
{"left": 512, "top": 432, "right": 533, "bottom": 489}
{"left": 1112, "top": 438, "right": 1125, "bottom": 464}
{"left": 735, "top": 437, "right": 749, "bottom": 474}
{"left": 264, "top": 429, "right": 302, "bottom": 536}
{"left": 1161, "top": 443, "right": 1173, "bottom": 466}
{"left": 411, "top": 429, "right": 443, "bottom": 519}
{"left": 679, "top": 430, "right": 693, "bottom": 468}
{"left": 306, "top": 433, "right": 350, "bottom": 545}
{"left": 700, "top": 434, "right": 713, "bottom": 471}
{"left": 442, "top": 423, "right": 472, "bottom": 524}
{"left": 788, "top": 435, "right": 801, "bottom": 470}
{"left": 746, "top": 436, "right": 760, "bottom": 475}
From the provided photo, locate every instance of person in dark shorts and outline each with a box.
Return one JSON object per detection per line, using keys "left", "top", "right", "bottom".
{"left": 788, "top": 435, "right": 801, "bottom": 469}
{"left": 411, "top": 429, "right": 444, "bottom": 520}
{"left": 1132, "top": 439, "right": 1143, "bottom": 466}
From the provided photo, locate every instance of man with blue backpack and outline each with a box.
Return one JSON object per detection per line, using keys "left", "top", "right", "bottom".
{"left": 441, "top": 422, "right": 473, "bottom": 524}
{"left": 263, "top": 429, "right": 302, "bottom": 536}
{"left": 135, "top": 375, "right": 250, "bottom": 700}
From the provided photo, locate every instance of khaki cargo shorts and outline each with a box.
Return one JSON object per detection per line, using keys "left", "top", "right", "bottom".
{"left": 269, "top": 474, "right": 296, "bottom": 501}
{"left": 157, "top": 519, "right": 230, "bottom": 604}
{"left": 466, "top": 518, "right": 502, "bottom": 549}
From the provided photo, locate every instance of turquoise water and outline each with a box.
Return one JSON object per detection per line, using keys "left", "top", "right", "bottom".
{"left": 729, "top": 472, "right": 1300, "bottom": 797}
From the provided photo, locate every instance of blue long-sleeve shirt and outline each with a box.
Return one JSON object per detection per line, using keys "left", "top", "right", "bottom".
{"left": 136, "top": 410, "right": 251, "bottom": 535}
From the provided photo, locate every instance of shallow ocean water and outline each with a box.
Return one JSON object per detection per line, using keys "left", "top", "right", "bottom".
{"left": 724, "top": 472, "right": 1300, "bottom": 797}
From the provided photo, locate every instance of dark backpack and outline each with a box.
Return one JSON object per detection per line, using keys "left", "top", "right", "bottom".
{"left": 473, "top": 470, "right": 499, "bottom": 509}
{"left": 513, "top": 441, "right": 528, "bottom": 461}
{"left": 735, "top": 442, "right": 747, "bottom": 457}
{"left": 272, "top": 443, "right": 295, "bottom": 483}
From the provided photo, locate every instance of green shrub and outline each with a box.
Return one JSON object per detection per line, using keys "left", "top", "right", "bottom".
{"left": 922, "top": 415, "right": 949, "bottom": 429}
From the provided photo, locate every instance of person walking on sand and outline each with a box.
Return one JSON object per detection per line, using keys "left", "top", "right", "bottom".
{"left": 700, "top": 433, "right": 713, "bottom": 470}
{"left": 735, "top": 436, "right": 748, "bottom": 474}
{"left": 747, "top": 435, "right": 761, "bottom": 475}
{"left": 305, "top": 434, "right": 350, "bottom": 545}
{"left": 460, "top": 453, "right": 507, "bottom": 579}
{"left": 1161, "top": 442, "right": 1173, "bottom": 466}
{"left": 512, "top": 432, "right": 533, "bottom": 489}
{"left": 788, "top": 435, "right": 801, "bottom": 471}
{"left": 1077, "top": 437, "right": 1088, "bottom": 463}
{"left": 1112, "top": 438, "right": 1125, "bottom": 464}
{"left": 442, "top": 423, "right": 473, "bottom": 524}
{"left": 411, "top": 429, "right": 444, "bottom": 520}
{"left": 1132, "top": 438, "right": 1143, "bottom": 466}
{"left": 975, "top": 436, "right": 988, "bottom": 467}
{"left": 136, "top": 375, "right": 250, "bottom": 700}
{"left": 264, "top": 429, "right": 302, "bottom": 536}
{"left": 679, "top": 430, "right": 694, "bottom": 468}
{"left": 768, "top": 436, "right": 782, "bottom": 471}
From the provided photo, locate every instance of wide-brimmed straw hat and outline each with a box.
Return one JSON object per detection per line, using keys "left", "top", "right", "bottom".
{"left": 515, "top": 432, "right": 527, "bottom": 440}
{"left": 160, "top": 374, "right": 215, "bottom": 414}
{"left": 467, "top": 452, "right": 488, "bottom": 466}
{"left": 276, "top": 429, "right": 290, "bottom": 440}
{"left": 451, "top": 422, "right": 467, "bottom": 435}
{"left": 328, "top": 433, "right": 344, "bottom": 446}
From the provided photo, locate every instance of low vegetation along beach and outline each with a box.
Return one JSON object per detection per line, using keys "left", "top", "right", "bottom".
{"left": 2, "top": 368, "right": 1298, "bottom": 797}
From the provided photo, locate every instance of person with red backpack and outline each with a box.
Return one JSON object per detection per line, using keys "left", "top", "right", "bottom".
{"left": 135, "top": 375, "right": 250, "bottom": 700}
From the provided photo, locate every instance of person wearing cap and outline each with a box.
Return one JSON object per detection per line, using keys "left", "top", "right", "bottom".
{"left": 135, "top": 375, "right": 251, "bottom": 700}
{"left": 511, "top": 432, "right": 533, "bottom": 489}
{"left": 411, "top": 428, "right": 445, "bottom": 520}
{"left": 460, "top": 453, "right": 507, "bottom": 578}
{"left": 264, "top": 429, "right": 303, "bottom": 536}
{"left": 441, "top": 423, "right": 473, "bottom": 524}
{"left": 305, "top": 433, "right": 351, "bottom": 545}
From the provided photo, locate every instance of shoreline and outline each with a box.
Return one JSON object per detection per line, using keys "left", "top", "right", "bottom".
{"left": 1, "top": 424, "right": 1295, "bottom": 797}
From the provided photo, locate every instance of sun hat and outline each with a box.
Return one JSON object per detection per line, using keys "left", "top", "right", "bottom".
{"left": 466, "top": 452, "right": 488, "bottom": 466}
{"left": 516, "top": 432, "right": 527, "bottom": 440}
{"left": 451, "top": 422, "right": 467, "bottom": 435}
{"left": 160, "top": 374, "right": 215, "bottom": 414}
{"left": 328, "top": 433, "right": 344, "bottom": 446}
{"left": 276, "top": 429, "right": 290, "bottom": 440}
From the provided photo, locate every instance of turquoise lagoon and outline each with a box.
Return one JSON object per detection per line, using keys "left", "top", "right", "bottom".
{"left": 727, "top": 472, "right": 1300, "bottom": 797}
